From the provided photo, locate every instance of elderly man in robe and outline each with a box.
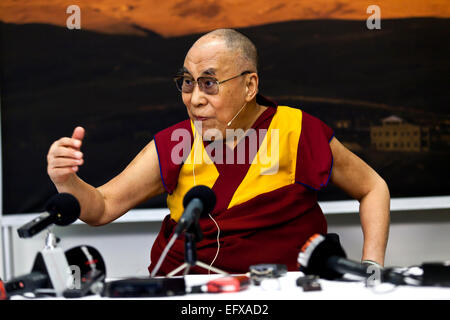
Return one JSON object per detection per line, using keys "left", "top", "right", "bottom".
{"left": 47, "top": 29, "right": 390, "bottom": 275}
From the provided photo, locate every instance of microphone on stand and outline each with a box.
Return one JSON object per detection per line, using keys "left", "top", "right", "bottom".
{"left": 17, "top": 193, "right": 80, "bottom": 238}
{"left": 3, "top": 245, "right": 106, "bottom": 299}
{"left": 298, "top": 233, "right": 450, "bottom": 287}
{"left": 5, "top": 193, "right": 83, "bottom": 298}
{"left": 150, "top": 185, "right": 217, "bottom": 277}
{"left": 174, "top": 185, "right": 216, "bottom": 238}
{"left": 297, "top": 233, "right": 371, "bottom": 280}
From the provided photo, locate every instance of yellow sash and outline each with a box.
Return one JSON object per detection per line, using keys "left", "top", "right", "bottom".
{"left": 167, "top": 106, "right": 303, "bottom": 221}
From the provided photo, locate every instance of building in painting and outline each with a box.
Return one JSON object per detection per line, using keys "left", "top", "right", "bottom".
{"left": 371, "top": 115, "right": 430, "bottom": 152}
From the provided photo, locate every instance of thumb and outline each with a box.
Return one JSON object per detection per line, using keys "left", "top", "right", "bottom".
{"left": 71, "top": 126, "right": 85, "bottom": 142}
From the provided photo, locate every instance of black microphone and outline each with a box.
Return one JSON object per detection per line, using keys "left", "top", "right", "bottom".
{"left": 174, "top": 185, "right": 216, "bottom": 236}
{"left": 297, "top": 233, "right": 370, "bottom": 280}
{"left": 3, "top": 272, "right": 49, "bottom": 298}
{"left": 17, "top": 193, "right": 81, "bottom": 238}
{"left": 4, "top": 245, "right": 106, "bottom": 298}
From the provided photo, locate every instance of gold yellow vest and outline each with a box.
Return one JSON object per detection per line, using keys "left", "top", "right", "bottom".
{"left": 167, "top": 106, "right": 303, "bottom": 221}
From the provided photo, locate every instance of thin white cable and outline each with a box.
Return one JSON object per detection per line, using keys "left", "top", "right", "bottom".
{"left": 192, "top": 128, "right": 197, "bottom": 186}
{"left": 150, "top": 233, "right": 177, "bottom": 277}
{"left": 227, "top": 102, "right": 247, "bottom": 127}
{"left": 192, "top": 127, "right": 221, "bottom": 274}
{"left": 208, "top": 213, "right": 221, "bottom": 275}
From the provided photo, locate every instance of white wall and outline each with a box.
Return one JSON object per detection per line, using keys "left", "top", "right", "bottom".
{"left": 4, "top": 208, "right": 450, "bottom": 280}
{"left": 327, "top": 209, "right": 450, "bottom": 267}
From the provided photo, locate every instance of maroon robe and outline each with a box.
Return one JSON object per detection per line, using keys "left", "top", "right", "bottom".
{"left": 149, "top": 95, "right": 334, "bottom": 275}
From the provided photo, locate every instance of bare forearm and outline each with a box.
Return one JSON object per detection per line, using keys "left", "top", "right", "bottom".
{"left": 47, "top": 130, "right": 164, "bottom": 227}
{"left": 359, "top": 179, "right": 390, "bottom": 266}
{"left": 54, "top": 175, "right": 106, "bottom": 226}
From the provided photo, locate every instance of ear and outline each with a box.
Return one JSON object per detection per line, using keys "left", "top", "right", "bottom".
{"left": 245, "top": 73, "right": 259, "bottom": 102}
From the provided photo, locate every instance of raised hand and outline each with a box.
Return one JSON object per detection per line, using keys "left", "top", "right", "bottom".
{"left": 47, "top": 126, "right": 85, "bottom": 185}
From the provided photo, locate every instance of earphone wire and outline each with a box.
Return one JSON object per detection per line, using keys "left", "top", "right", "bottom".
{"left": 192, "top": 123, "right": 221, "bottom": 274}
{"left": 208, "top": 213, "right": 220, "bottom": 274}
{"left": 192, "top": 128, "right": 197, "bottom": 186}
{"left": 227, "top": 102, "right": 247, "bottom": 127}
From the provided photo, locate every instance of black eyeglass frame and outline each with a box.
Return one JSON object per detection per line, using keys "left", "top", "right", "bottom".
{"left": 173, "top": 70, "right": 253, "bottom": 94}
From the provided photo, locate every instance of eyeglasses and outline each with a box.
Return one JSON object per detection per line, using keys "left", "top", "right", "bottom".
{"left": 174, "top": 71, "right": 252, "bottom": 95}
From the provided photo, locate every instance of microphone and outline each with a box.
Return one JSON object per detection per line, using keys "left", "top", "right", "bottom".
{"left": 2, "top": 272, "right": 49, "bottom": 298}
{"left": 150, "top": 185, "right": 219, "bottom": 277}
{"left": 297, "top": 233, "right": 370, "bottom": 280}
{"left": 174, "top": 185, "right": 216, "bottom": 236}
{"left": 3, "top": 245, "right": 106, "bottom": 298}
{"left": 298, "top": 234, "right": 450, "bottom": 287}
{"left": 17, "top": 193, "right": 81, "bottom": 238}
{"left": 227, "top": 102, "right": 247, "bottom": 127}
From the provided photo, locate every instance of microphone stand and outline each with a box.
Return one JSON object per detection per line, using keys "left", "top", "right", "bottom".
{"left": 167, "top": 224, "right": 228, "bottom": 277}
{"left": 29, "top": 227, "right": 74, "bottom": 296}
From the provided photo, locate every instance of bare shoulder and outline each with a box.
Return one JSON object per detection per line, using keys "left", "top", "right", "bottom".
{"left": 329, "top": 137, "right": 386, "bottom": 200}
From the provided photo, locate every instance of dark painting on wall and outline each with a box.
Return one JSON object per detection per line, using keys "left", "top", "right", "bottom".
{"left": 1, "top": 1, "right": 449, "bottom": 214}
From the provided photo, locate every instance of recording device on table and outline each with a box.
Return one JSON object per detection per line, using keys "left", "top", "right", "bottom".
{"left": 102, "top": 277, "right": 186, "bottom": 298}
{"left": 297, "top": 233, "right": 450, "bottom": 287}
{"left": 296, "top": 275, "right": 322, "bottom": 292}
{"left": 103, "top": 275, "right": 250, "bottom": 297}
{"left": 189, "top": 275, "right": 250, "bottom": 294}
{"left": 2, "top": 193, "right": 106, "bottom": 299}
{"left": 249, "top": 264, "right": 287, "bottom": 286}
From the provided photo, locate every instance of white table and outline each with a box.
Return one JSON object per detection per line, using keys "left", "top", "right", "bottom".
{"left": 9, "top": 272, "right": 450, "bottom": 301}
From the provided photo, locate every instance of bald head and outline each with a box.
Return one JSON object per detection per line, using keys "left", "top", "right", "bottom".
{"left": 180, "top": 29, "right": 262, "bottom": 141}
{"left": 190, "top": 28, "right": 258, "bottom": 72}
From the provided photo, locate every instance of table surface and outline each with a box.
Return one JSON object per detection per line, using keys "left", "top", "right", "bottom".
{"left": 9, "top": 271, "right": 450, "bottom": 300}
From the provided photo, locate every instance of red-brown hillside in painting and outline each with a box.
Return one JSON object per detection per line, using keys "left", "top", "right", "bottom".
{"left": 1, "top": 0, "right": 449, "bottom": 36}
